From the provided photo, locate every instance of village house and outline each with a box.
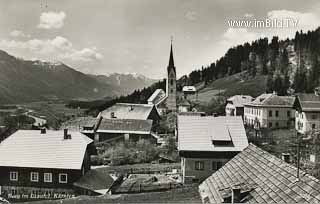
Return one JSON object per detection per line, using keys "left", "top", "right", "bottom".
{"left": 97, "top": 103, "right": 160, "bottom": 123}
{"left": 94, "top": 118, "right": 159, "bottom": 144}
{"left": 177, "top": 115, "right": 248, "bottom": 184}
{"left": 294, "top": 93, "right": 320, "bottom": 134}
{"left": 244, "top": 93, "right": 295, "bottom": 129}
{"left": 147, "top": 89, "right": 168, "bottom": 115}
{"left": 225, "top": 95, "right": 253, "bottom": 117}
{"left": 60, "top": 117, "right": 100, "bottom": 139}
{"left": 199, "top": 144, "right": 320, "bottom": 203}
{"left": 0, "top": 129, "right": 93, "bottom": 202}
{"left": 182, "top": 86, "right": 196, "bottom": 96}
{"left": 177, "top": 98, "right": 192, "bottom": 113}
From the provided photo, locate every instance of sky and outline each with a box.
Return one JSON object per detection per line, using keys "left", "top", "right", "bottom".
{"left": 0, "top": 0, "right": 319, "bottom": 79}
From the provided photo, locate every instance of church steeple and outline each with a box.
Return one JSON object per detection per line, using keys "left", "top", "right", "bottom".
{"left": 166, "top": 37, "right": 177, "bottom": 112}
{"left": 168, "top": 37, "right": 176, "bottom": 74}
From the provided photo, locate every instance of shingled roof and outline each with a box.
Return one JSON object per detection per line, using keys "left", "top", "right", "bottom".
{"left": 74, "top": 169, "right": 114, "bottom": 195}
{"left": 296, "top": 94, "right": 320, "bottom": 112}
{"left": 246, "top": 94, "right": 295, "bottom": 108}
{"left": 97, "top": 118, "right": 153, "bottom": 134}
{"left": 199, "top": 144, "right": 320, "bottom": 203}
{"left": 227, "top": 95, "right": 253, "bottom": 108}
{"left": 60, "top": 117, "right": 99, "bottom": 131}
{"left": 178, "top": 116, "right": 248, "bottom": 152}
{"left": 98, "top": 103, "right": 159, "bottom": 120}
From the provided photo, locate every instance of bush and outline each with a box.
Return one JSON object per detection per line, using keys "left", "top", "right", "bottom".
{"left": 102, "top": 141, "right": 161, "bottom": 166}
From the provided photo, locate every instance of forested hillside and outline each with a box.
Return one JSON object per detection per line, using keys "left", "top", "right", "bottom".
{"left": 88, "top": 27, "right": 320, "bottom": 113}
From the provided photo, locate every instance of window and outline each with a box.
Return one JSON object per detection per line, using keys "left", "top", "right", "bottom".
{"left": 195, "top": 161, "right": 204, "bottom": 171}
{"left": 59, "top": 173, "right": 68, "bottom": 183}
{"left": 11, "top": 188, "right": 17, "bottom": 195}
{"left": 275, "top": 110, "right": 279, "bottom": 117}
{"left": 287, "top": 111, "right": 291, "bottom": 117}
{"left": 269, "top": 122, "right": 272, "bottom": 128}
{"left": 170, "top": 89, "right": 173, "bottom": 93}
{"left": 269, "top": 110, "right": 272, "bottom": 117}
{"left": 276, "top": 122, "right": 279, "bottom": 128}
{"left": 44, "top": 173, "right": 52, "bottom": 183}
{"left": 312, "top": 124, "right": 316, "bottom": 129}
{"left": 212, "top": 161, "right": 223, "bottom": 171}
{"left": 30, "top": 172, "right": 39, "bottom": 182}
{"left": 312, "top": 115, "right": 317, "bottom": 120}
{"left": 10, "top": 171, "right": 18, "bottom": 181}
{"left": 170, "top": 79, "right": 174, "bottom": 85}
{"left": 287, "top": 121, "right": 291, "bottom": 127}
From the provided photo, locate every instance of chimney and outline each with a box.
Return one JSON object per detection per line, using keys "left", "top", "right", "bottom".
{"left": 314, "top": 87, "right": 320, "bottom": 96}
{"left": 282, "top": 153, "right": 291, "bottom": 163}
{"left": 64, "top": 129, "right": 69, "bottom": 139}
{"left": 129, "top": 105, "right": 134, "bottom": 111}
{"left": 231, "top": 188, "right": 241, "bottom": 203}
{"left": 110, "top": 112, "right": 116, "bottom": 118}
{"left": 40, "top": 128, "right": 46, "bottom": 134}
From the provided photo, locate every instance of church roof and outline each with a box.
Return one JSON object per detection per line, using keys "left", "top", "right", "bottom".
{"left": 167, "top": 42, "right": 176, "bottom": 74}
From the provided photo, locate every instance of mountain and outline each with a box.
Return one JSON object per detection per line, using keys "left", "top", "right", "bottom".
{"left": 89, "top": 73, "right": 157, "bottom": 96}
{"left": 0, "top": 50, "right": 155, "bottom": 104}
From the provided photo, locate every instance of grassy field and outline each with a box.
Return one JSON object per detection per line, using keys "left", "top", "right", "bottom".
{"left": 185, "top": 73, "right": 268, "bottom": 104}
{"left": 21, "top": 101, "right": 87, "bottom": 129}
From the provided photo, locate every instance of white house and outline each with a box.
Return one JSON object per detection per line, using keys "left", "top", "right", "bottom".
{"left": 244, "top": 93, "right": 295, "bottom": 129}
{"left": 294, "top": 93, "right": 320, "bottom": 134}
{"left": 178, "top": 115, "right": 248, "bottom": 184}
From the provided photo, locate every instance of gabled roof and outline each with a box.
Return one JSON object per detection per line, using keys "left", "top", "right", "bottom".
{"left": 147, "top": 89, "right": 167, "bottom": 105}
{"left": 60, "top": 117, "right": 99, "bottom": 131}
{"left": 199, "top": 144, "right": 320, "bottom": 203}
{"left": 296, "top": 93, "right": 320, "bottom": 112}
{"left": 182, "top": 86, "right": 196, "bottom": 92}
{"left": 245, "top": 94, "right": 295, "bottom": 108}
{"left": 0, "top": 130, "right": 93, "bottom": 170}
{"left": 178, "top": 116, "right": 248, "bottom": 152}
{"left": 98, "top": 103, "right": 158, "bottom": 120}
{"left": 97, "top": 118, "right": 153, "bottom": 135}
{"left": 227, "top": 95, "right": 253, "bottom": 108}
{"left": 74, "top": 169, "right": 114, "bottom": 194}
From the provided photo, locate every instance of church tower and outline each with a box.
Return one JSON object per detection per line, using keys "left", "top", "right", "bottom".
{"left": 166, "top": 39, "right": 177, "bottom": 112}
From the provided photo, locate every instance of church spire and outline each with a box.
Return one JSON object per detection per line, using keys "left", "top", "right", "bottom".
{"left": 168, "top": 37, "right": 176, "bottom": 73}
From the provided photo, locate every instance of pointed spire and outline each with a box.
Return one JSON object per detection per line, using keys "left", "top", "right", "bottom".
{"left": 168, "top": 36, "right": 176, "bottom": 73}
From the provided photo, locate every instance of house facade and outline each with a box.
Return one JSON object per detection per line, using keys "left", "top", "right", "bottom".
{"left": 177, "top": 116, "right": 248, "bottom": 183}
{"left": 147, "top": 89, "right": 168, "bottom": 115}
{"left": 225, "top": 95, "right": 253, "bottom": 117}
{"left": 0, "top": 129, "right": 93, "bottom": 202}
{"left": 294, "top": 93, "right": 320, "bottom": 134}
{"left": 244, "top": 93, "right": 295, "bottom": 129}
{"left": 94, "top": 118, "right": 158, "bottom": 144}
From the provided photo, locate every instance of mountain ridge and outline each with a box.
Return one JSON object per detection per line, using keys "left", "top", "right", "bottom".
{"left": 0, "top": 50, "right": 156, "bottom": 104}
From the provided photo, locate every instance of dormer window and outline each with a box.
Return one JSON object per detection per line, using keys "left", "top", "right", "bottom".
{"left": 211, "top": 125, "right": 233, "bottom": 147}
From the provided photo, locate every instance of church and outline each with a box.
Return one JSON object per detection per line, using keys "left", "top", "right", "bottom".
{"left": 147, "top": 41, "right": 177, "bottom": 115}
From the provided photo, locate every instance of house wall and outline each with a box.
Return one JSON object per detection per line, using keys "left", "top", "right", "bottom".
{"left": 244, "top": 106, "right": 295, "bottom": 129}
{"left": 181, "top": 157, "right": 229, "bottom": 183}
{"left": 96, "top": 132, "right": 157, "bottom": 144}
{"left": 179, "top": 151, "right": 239, "bottom": 184}
{"left": 0, "top": 166, "right": 82, "bottom": 201}
{"left": 296, "top": 111, "right": 320, "bottom": 134}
